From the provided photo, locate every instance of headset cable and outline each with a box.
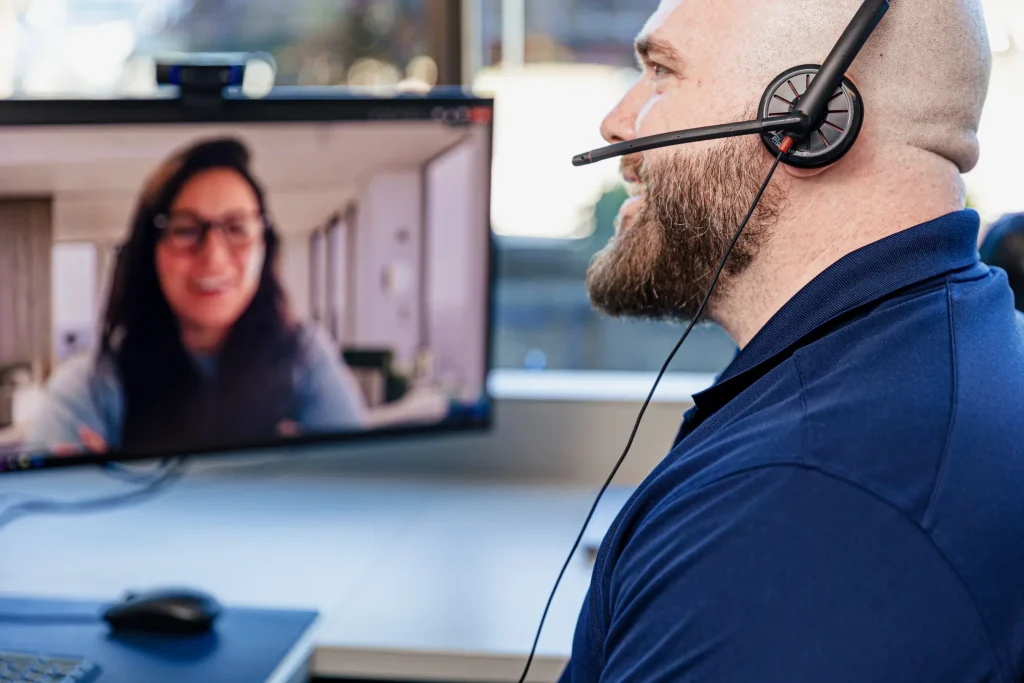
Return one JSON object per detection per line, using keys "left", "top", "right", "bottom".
{"left": 516, "top": 146, "right": 788, "bottom": 683}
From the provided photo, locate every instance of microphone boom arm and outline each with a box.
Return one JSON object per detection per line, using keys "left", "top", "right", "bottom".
{"left": 572, "top": 114, "right": 804, "bottom": 167}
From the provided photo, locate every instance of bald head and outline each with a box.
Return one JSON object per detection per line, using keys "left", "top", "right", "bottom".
{"left": 625, "top": 0, "right": 991, "bottom": 172}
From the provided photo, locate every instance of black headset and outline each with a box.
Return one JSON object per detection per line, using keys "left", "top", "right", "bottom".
{"left": 572, "top": 0, "right": 890, "bottom": 170}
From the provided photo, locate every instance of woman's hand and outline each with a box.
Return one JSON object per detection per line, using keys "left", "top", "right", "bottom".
{"left": 277, "top": 420, "right": 301, "bottom": 438}
{"left": 364, "top": 386, "right": 452, "bottom": 430}
{"left": 52, "top": 426, "right": 108, "bottom": 456}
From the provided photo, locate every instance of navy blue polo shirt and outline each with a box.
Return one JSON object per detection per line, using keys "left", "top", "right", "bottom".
{"left": 560, "top": 210, "right": 1024, "bottom": 683}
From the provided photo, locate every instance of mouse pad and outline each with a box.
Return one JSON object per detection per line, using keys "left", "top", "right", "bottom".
{"left": 0, "top": 596, "right": 317, "bottom": 683}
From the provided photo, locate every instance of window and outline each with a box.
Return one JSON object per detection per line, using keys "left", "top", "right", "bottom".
{"left": 968, "top": 0, "right": 1024, "bottom": 222}
{"left": 472, "top": 0, "right": 1024, "bottom": 379}
{"left": 468, "top": 0, "right": 738, "bottom": 376}
{"left": 0, "top": 0, "right": 439, "bottom": 97}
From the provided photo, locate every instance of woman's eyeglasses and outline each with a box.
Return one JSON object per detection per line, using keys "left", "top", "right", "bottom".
{"left": 154, "top": 212, "right": 266, "bottom": 253}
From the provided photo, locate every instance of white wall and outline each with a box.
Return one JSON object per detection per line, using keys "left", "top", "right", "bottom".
{"left": 308, "top": 229, "right": 326, "bottom": 332}
{"left": 280, "top": 235, "right": 312, "bottom": 322}
{"left": 53, "top": 194, "right": 133, "bottom": 243}
{"left": 350, "top": 171, "right": 424, "bottom": 372}
{"left": 0, "top": 2, "right": 16, "bottom": 99}
{"left": 425, "top": 130, "right": 492, "bottom": 402}
{"left": 51, "top": 242, "right": 97, "bottom": 358}
{"left": 326, "top": 210, "right": 355, "bottom": 343}
{"left": 52, "top": 242, "right": 96, "bottom": 328}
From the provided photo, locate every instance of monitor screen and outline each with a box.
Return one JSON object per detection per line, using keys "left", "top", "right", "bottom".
{"left": 0, "top": 94, "right": 494, "bottom": 470}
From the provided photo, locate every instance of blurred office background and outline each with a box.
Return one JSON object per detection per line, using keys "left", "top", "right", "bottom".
{"left": 0, "top": 0, "right": 1021, "bottom": 381}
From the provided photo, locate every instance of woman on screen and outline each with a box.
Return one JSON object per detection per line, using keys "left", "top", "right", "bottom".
{"left": 27, "top": 137, "right": 371, "bottom": 456}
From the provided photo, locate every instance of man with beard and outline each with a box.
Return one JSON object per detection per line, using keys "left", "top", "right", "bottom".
{"left": 560, "top": 1, "right": 1024, "bottom": 682}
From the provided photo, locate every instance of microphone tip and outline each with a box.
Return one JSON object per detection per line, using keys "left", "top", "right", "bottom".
{"left": 572, "top": 152, "right": 592, "bottom": 167}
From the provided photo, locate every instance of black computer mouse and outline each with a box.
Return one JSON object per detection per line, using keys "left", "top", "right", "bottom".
{"left": 102, "top": 588, "right": 221, "bottom": 636}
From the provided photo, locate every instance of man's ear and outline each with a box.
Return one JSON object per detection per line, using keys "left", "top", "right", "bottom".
{"left": 782, "top": 163, "right": 831, "bottom": 179}
{"left": 778, "top": 72, "right": 863, "bottom": 181}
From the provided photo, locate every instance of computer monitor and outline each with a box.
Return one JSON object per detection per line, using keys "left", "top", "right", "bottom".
{"left": 0, "top": 90, "right": 495, "bottom": 472}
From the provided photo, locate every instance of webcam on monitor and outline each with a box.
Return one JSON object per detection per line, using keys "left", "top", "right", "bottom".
{"left": 154, "top": 52, "right": 276, "bottom": 100}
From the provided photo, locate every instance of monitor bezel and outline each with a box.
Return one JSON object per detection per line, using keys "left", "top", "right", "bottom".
{"left": 0, "top": 88, "right": 497, "bottom": 474}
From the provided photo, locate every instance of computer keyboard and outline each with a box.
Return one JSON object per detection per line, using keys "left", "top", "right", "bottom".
{"left": 0, "top": 651, "right": 100, "bottom": 683}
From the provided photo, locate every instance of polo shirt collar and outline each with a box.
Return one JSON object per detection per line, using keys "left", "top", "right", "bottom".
{"left": 690, "top": 209, "right": 982, "bottom": 414}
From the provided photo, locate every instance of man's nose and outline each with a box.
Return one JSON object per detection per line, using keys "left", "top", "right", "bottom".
{"left": 600, "top": 82, "right": 646, "bottom": 144}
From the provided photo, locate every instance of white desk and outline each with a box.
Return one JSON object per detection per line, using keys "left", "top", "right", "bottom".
{"left": 0, "top": 463, "right": 615, "bottom": 682}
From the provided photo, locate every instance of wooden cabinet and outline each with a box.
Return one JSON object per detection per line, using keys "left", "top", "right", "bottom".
{"left": 0, "top": 198, "right": 53, "bottom": 380}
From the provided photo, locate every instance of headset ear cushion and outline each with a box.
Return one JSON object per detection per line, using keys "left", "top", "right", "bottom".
{"left": 758, "top": 64, "right": 865, "bottom": 169}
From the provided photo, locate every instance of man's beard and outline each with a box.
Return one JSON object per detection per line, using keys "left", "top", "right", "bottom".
{"left": 585, "top": 136, "right": 786, "bottom": 322}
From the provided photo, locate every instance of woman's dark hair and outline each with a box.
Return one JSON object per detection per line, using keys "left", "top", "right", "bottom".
{"left": 102, "top": 137, "right": 301, "bottom": 455}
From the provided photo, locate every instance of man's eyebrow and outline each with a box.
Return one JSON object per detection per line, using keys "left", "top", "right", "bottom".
{"left": 634, "top": 34, "right": 684, "bottom": 66}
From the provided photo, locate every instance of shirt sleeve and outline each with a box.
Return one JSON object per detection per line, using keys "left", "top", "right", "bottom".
{"left": 598, "top": 466, "right": 999, "bottom": 683}
{"left": 24, "top": 354, "right": 123, "bottom": 452}
{"left": 292, "top": 326, "right": 370, "bottom": 434}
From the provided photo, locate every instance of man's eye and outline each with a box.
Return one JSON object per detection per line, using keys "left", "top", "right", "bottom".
{"left": 650, "top": 63, "right": 672, "bottom": 80}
